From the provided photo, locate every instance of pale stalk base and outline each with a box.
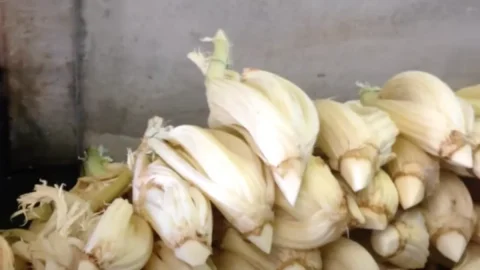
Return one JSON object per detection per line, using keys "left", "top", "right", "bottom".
{"left": 346, "top": 195, "right": 366, "bottom": 224}
{"left": 174, "top": 240, "right": 212, "bottom": 267}
{"left": 273, "top": 159, "right": 304, "bottom": 206}
{"left": 436, "top": 231, "right": 467, "bottom": 262}
{"left": 246, "top": 223, "right": 273, "bottom": 254}
{"left": 371, "top": 226, "right": 400, "bottom": 257}
{"left": 473, "top": 148, "right": 480, "bottom": 178}
{"left": 448, "top": 144, "right": 473, "bottom": 169}
{"left": 328, "top": 158, "right": 339, "bottom": 170}
{"left": 284, "top": 262, "right": 306, "bottom": 270}
{"left": 78, "top": 260, "right": 100, "bottom": 270}
{"left": 340, "top": 158, "right": 372, "bottom": 192}
{"left": 394, "top": 175, "right": 425, "bottom": 209}
{"left": 360, "top": 209, "right": 388, "bottom": 230}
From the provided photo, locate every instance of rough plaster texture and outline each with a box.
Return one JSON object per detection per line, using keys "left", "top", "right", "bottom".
{"left": 4, "top": 0, "right": 77, "bottom": 166}
{"left": 5, "top": 0, "right": 480, "bottom": 164}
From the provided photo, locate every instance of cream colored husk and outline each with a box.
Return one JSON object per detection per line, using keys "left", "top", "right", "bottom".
{"left": 145, "top": 117, "right": 274, "bottom": 253}
{"left": 130, "top": 150, "right": 213, "bottom": 266}
{"left": 386, "top": 136, "right": 440, "bottom": 209}
{"left": 314, "top": 99, "right": 377, "bottom": 192}
{"left": 273, "top": 156, "right": 358, "bottom": 249}
{"left": 321, "top": 237, "right": 379, "bottom": 270}
{"left": 421, "top": 171, "right": 476, "bottom": 263}
{"left": 371, "top": 209, "right": 429, "bottom": 269}
{"left": 188, "top": 29, "right": 319, "bottom": 206}
{"left": 359, "top": 72, "right": 473, "bottom": 169}
{"left": 353, "top": 170, "right": 399, "bottom": 230}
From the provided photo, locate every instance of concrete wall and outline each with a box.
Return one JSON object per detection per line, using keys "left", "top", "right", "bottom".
{"left": 3, "top": 0, "right": 78, "bottom": 167}
{"left": 4, "top": 0, "right": 480, "bottom": 164}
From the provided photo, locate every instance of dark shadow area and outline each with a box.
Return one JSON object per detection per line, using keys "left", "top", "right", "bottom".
{"left": 0, "top": 67, "right": 81, "bottom": 229}
{"left": 462, "top": 177, "right": 480, "bottom": 202}
{"left": 0, "top": 163, "right": 80, "bottom": 229}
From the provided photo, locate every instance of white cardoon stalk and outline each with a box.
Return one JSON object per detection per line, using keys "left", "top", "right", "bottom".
{"left": 145, "top": 117, "right": 274, "bottom": 253}
{"left": 131, "top": 148, "right": 213, "bottom": 267}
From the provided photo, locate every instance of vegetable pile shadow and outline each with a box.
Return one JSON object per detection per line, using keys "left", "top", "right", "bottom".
{"left": 0, "top": 162, "right": 80, "bottom": 229}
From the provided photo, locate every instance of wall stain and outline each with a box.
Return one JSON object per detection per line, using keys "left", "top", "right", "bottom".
{"left": 7, "top": 49, "right": 48, "bottom": 160}
{"left": 3, "top": 1, "right": 66, "bottom": 167}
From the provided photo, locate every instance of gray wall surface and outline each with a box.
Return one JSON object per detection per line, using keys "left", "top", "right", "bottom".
{"left": 4, "top": 0, "right": 480, "bottom": 164}
{"left": 3, "top": 0, "right": 78, "bottom": 167}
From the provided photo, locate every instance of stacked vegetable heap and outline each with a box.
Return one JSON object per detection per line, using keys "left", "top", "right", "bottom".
{"left": 2, "top": 29, "right": 480, "bottom": 270}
